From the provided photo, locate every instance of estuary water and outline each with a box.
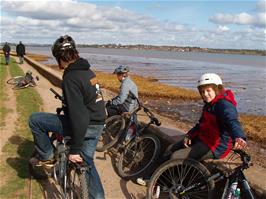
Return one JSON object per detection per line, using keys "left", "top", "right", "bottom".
{"left": 27, "top": 46, "right": 266, "bottom": 115}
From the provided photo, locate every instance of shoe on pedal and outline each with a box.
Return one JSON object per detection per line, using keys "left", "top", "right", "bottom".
{"left": 29, "top": 157, "right": 56, "bottom": 169}
{"left": 136, "top": 177, "right": 147, "bottom": 186}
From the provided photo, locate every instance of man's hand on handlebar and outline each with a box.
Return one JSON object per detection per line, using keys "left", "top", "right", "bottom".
{"left": 69, "top": 154, "right": 83, "bottom": 163}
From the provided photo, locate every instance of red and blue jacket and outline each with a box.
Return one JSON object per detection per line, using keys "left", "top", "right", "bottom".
{"left": 187, "top": 90, "right": 246, "bottom": 159}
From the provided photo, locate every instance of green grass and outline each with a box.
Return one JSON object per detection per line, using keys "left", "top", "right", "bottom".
{"left": 0, "top": 56, "right": 10, "bottom": 127}
{"left": 0, "top": 57, "right": 43, "bottom": 198}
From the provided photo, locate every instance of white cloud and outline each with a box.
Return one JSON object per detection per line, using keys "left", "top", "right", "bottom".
{"left": 217, "top": 25, "right": 229, "bottom": 32}
{"left": 210, "top": 12, "right": 266, "bottom": 28}
{"left": 257, "top": 0, "right": 266, "bottom": 12}
{"left": 1, "top": 0, "right": 265, "bottom": 49}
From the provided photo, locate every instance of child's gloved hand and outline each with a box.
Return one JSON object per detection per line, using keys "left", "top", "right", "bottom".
{"left": 183, "top": 136, "right": 192, "bottom": 148}
{"left": 234, "top": 138, "right": 247, "bottom": 150}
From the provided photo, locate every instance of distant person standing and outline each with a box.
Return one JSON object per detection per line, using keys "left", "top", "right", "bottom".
{"left": 16, "top": 41, "right": 26, "bottom": 64}
{"left": 2, "top": 42, "right": 11, "bottom": 65}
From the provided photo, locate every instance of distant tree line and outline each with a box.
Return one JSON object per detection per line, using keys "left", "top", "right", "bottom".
{"left": 1, "top": 43, "right": 265, "bottom": 56}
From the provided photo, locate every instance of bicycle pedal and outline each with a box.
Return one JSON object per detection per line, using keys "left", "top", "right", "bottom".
{"left": 109, "top": 148, "right": 118, "bottom": 154}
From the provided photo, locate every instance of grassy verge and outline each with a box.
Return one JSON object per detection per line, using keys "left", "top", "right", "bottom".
{"left": 27, "top": 53, "right": 50, "bottom": 62}
{"left": 96, "top": 71, "right": 201, "bottom": 100}
{"left": 0, "top": 57, "right": 43, "bottom": 198}
{"left": 240, "top": 114, "right": 266, "bottom": 144}
{"left": 0, "top": 56, "right": 11, "bottom": 127}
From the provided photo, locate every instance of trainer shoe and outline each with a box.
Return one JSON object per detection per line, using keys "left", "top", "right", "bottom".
{"left": 136, "top": 177, "right": 148, "bottom": 186}
{"left": 29, "top": 157, "right": 56, "bottom": 169}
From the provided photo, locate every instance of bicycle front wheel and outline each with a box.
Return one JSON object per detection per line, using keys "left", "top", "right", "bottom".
{"left": 116, "top": 133, "right": 161, "bottom": 179}
{"left": 147, "top": 158, "right": 215, "bottom": 199}
{"left": 96, "top": 115, "right": 125, "bottom": 152}
{"left": 6, "top": 76, "right": 24, "bottom": 85}
{"left": 66, "top": 165, "right": 89, "bottom": 199}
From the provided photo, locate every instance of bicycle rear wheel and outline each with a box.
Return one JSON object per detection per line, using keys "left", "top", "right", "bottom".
{"left": 12, "top": 83, "right": 30, "bottom": 90}
{"left": 147, "top": 158, "right": 215, "bottom": 199}
{"left": 96, "top": 115, "right": 125, "bottom": 152}
{"left": 66, "top": 164, "right": 89, "bottom": 199}
{"left": 116, "top": 133, "right": 161, "bottom": 179}
{"left": 6, "top": 76, "right": 24, "bottom": 85}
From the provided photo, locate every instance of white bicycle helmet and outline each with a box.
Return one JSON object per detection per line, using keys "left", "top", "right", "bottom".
{"left": 198, "top": 73, "right": 222, "bottom": 87}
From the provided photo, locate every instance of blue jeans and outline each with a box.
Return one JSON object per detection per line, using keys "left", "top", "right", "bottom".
{"left": 5, "top": 55, "right": 10, "bottom": 64}
{"left": 29, "top": 112, "right": 105, "bottom": 199}
{"left": 19, "top": 56, "right": 24, "bottom": 64}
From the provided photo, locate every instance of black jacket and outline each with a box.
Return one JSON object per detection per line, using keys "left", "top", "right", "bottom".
{"left": 16, "top": 43, "right": 25, "bottom": 56}
{"left": 3, "top": 44, "right": 11, "bottom": 55}
{"left": 62, "top": 58, "right": 105, "bottom": 154}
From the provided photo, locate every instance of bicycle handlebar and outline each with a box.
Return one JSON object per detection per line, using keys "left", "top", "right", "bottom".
{"left": 50, "top": 88, "right": 64, "bottom": 102}
{"left": 143, "top": 106, "right": 161, "bottom": 126}
{"left": 233, "top": 149, "right": 251, "bottom": 168}
{"left": 129, "top": 92, "right": 161, "bottom": 127}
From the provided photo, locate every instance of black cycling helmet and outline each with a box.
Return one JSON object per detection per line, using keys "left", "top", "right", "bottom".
{"left": 51, "top": 35, "right": 76, "bottom": 58}
{"left": 113, "top": 65, "right": 130, "bottom": 74}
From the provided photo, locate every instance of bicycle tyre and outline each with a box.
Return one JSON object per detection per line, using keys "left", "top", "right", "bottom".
{"left": 12, "top": 83, "right": 30, "bottom": 90}
{"left": 6, "top": 76, "right": 24, "bottom": 85}
{"left": 116, "top": 133, "right": 161, "bottom": 179}
{"left": 96, "top": 115, "right": 125, "bottom": 152}
{"left": 66, "top": 166, "right": 89, "bottom": 199}
{"left": 147, "top": 158, "right": 215, "bottom": 199}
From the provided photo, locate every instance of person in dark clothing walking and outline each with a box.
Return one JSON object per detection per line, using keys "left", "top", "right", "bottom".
{"left": 16, "top": 41, "right": 26, "bottom": 64}
{"left": 28, "top": 35, "right": 106, "bottom": 198}
{"left": 2, "top": 42, "right": 11, "bottom": 65}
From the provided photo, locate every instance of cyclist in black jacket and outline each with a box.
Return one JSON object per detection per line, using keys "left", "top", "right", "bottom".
{"left": 29, "top": 35, "right": 106, "bottom": 198}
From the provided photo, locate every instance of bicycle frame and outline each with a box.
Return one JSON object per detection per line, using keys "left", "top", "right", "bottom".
{"left": 49, "top": 88, "right": 89, "bottom": 199}
{"left": 180, "top": 150, "right": 255, "bottom": 199}
{"left": 111, "top": 96, "right": 161, "bottom": 153}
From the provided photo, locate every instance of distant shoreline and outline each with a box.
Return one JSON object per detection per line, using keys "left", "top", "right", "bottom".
{"left": 2, "top": 43, "right": 265, "bottom": 56}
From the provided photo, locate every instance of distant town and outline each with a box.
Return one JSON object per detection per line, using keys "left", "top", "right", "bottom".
{"left": 82, "top": 44, "right": 266, "bottom": 56}
{"left": 1, "top": 43, "right": 265, "bottom": 56}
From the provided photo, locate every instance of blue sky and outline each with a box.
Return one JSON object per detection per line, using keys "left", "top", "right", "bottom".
{"left": 1, "top": 0, "right": 265, "bottom": 49}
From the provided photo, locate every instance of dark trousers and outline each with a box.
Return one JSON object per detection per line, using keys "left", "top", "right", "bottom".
{"left": 106, "top": 104, "right": 127, "bottom": 117}
{"left": 170, "top": 135, "right": 214, "bottom": 161}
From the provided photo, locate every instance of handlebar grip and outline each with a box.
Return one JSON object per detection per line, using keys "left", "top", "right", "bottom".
{"left": 50, "top": 88, "right": 64, "bottom": 101}
{"left": 153, "top": 117, "right": 161, "bottom": 126}
{"left": 50, "top": 88, "right": 59, "bottom": 96}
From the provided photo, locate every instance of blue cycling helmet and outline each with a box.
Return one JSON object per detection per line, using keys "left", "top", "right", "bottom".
{"left": 113, "top": 65, "right": 130, "bottom": 74}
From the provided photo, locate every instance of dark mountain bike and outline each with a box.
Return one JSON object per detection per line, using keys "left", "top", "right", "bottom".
{"left": 29, "top": 88, "right": 89, "bottom": 199}
{"left": 147, "top": 149, "right": 256, "bottom": 199}
{"left": 96, "top": 95, "right": 162, "bottom": 180}
{"left": 7, "top": 71, "right": 38, "bottom": 90}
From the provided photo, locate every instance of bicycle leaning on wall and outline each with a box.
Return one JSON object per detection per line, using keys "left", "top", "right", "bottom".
{"left": 97, "top": 93, "right": 162, "bottom": 180}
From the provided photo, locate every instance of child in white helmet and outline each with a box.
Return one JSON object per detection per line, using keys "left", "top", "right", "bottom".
{"left": 137, "top": 73, "right": 247, "bottom": 186}
{"left": 171, "top": 73, "right": 247, "bottom": 160}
